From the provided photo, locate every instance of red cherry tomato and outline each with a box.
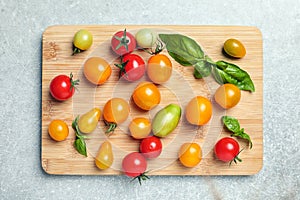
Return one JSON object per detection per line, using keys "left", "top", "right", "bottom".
{"left": 49, "top": 73, "right": 79, "bottom": 101}
{"left": 115, "top": 54, "right": 145, "bottom": 81}
{"left": 111, "top": 29, "right": 136, "bottom": 56}
{"left": 122, "top": 152, "right": 149, "bottom": 184}
{"left": 214, "top": 137, "right": 242, "bottom": 164}
{"left": 139, "top": 136, "right": 162, "bottom": 159}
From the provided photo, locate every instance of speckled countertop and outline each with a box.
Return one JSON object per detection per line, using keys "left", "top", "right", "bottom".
{"left": 0, "top": 0, "right": 299, "bottom": 199}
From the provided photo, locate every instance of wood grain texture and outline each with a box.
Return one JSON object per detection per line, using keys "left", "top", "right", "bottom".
{"left": 41, "top": 25, "right": 263, "bottom": 175}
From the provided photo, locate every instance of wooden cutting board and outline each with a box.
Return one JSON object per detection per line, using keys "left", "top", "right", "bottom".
{"left": 41, "top": 25, "right": 263, "bottom": 175}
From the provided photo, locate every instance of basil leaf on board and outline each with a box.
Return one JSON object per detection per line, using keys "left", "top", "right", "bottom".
{"left": 159, "top": 34, "right": 204, "bottom": 65}
{"left": 72, "top": 116, "right": 88, "bottom": 156}
{"left": 222, "top": 116, "right": 253, "bottom": 149}
{"left": 74, "top": 137, "right": 87, "bottom": 156}
{"left": 193, "top": 60, "right": 212, "bottom": 79}
{"left": 212, "top": 61, "right": 255, "bottom": 92}
{"left": 232, "top": 129, "right": 253, "bottom": 149}
{"left": 222, "top": 116, "right": 240, "bottom": 133}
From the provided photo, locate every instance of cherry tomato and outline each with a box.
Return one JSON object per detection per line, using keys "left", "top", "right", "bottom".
{"left": 147, "top": 54, "right": 172, "bottom": 84}
{"left": 83, "top": 57, "right": 112, "bottom": 85}
{"left": 73, "top": 29, "right": 93, "bottom": 55}
{"left": 129, "top": 117, "right": 151, "bottom": 139}
{"left": 214, "top": 83, "right": 241, "bottom": 109}
{"left": 122, "top": 152, "right": 148, "bottom": 184}
{"left": 139, "top": 136, "right": 162, "bottom": 159}
{"left": 185, "top": 96, "right": 212, "bottom": 126}
{"left": 178, "top": 143, "right": 202, "bottom": 167}
{"left": 49, "top": 73, "right": 79, "bottom": 101}
{"left": 95, "top": 141, "right": 114, "bottom": 170}
{"left": 78, "top": 108, "right": 101, "bottom": 134}
{"left": 111, "top": 29, "right": 136, "bottom": 56}
{"left": 115, "top": 54, "right": 145, "bottom": 81}
{"left": 214, "top": 137, "right": 241, "bottom": 163}
{"left": 223, "top": 38, "right": 246, "bottom": 58}
{"left": 48, "top": 119, "right": 69, "bottom": 141}
{"left": 103, "top": 98, "right": 130, "bottom": 133}
{"left": 132, "top": 81, "right": 161, "bottom": 111}
{"left": 135, "top": 28, "right": 157, "bottom": 48}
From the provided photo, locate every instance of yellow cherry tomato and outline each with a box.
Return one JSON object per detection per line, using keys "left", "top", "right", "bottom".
{"left": 132, "top": 81, "right": 161, "bottom": 111}
{"left": 73, "top": 29, "right": 93, "bottom": 51}
{"left": 95, "top": 141, "right": 114, "bottom": 170}
{"left": 48, "top": 119, "right": 69, "bottom": 141}
{"left": 147, "top": 54, "right": 172, "bottom": 84}
{"left": 78, "top": 108, "right": 101, "bottom": 134}
{"left": 129, "top": 117, "right": 151, "bottom": 139}
{"left": 178, "top": 143, "right": 202, "bottom": 168}
{"left": 185, "top": 96, "right": 212, "bottom": 126}
{"left": 83, "top": 57, "right": 112, "bottom": 85}
{"left": 223, "top": 38, "right": 246, "bottom": 58}
{"left": 214, "top": 83, "right": 241, "bottom": 109}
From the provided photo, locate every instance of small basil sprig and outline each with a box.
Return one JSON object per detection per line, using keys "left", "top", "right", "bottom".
{"left": 222, "top": 116, "right": 253, "bottom": 148}
{"left": 72, "top": 116, "right": 88, "bottom": 156}
{"left": 159, "top": 34, "right": 255, "bottom": 92}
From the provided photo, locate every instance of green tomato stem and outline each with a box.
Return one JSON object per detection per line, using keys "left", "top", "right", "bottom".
{"left": 72, "top": 47, "right": 82, "bottom": 55}
{"left": 130, "top": 172, "right": 150, "bottom": 185}
{"left": 104, "top": 120, "right": 117, "bottom": 135}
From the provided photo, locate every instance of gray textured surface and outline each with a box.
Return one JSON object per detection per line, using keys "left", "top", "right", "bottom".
{"left": 0, "top": 0, "right": 300, "bottom": 199}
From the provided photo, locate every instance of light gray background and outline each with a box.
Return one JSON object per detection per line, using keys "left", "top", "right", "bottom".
{"left": 1, "top": 0, "right": 299, "bottom": 199}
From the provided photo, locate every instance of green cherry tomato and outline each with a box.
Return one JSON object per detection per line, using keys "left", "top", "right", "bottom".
{"left": 223, "top": 38, "right": 246, "bottom": 58}
{"left": 152, "top": 104, "right": 181, "bottom": 137}
{"left": 135, "top": 28, "right": 158, "bottom": 48}
{"left": 73, "top": 29, "right": 93, "bottom": 55}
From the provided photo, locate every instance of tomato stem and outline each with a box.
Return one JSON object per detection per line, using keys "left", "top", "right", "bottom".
{"left": 114, "top": 28, "right": 129, "bottom": 51}
{"left": 143, "top": 39, "right": 165, "bottom": 55}
{"left": 72, "top": 46, "right": 82, "bottom": 56}
{"left": 130, "top": 172, "right": 150, "bottom": 185}
{"left": 114, "top": 59, "right": 129, "bottom": 79}
{"left": 69, "top": 72, "right": 80, "bottom": 91}
{"left": 229, "top": 149, "right": 243, "bottom": 166}
{"left": 104, "top": 120, "right": 117, "bottom": 135}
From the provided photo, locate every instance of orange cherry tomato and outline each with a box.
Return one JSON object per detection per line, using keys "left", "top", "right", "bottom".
{"left": 132, "top": 81, "right": 161, "bottom": 111}
{"left": 185, "top": 96, "right": 212, "bottom": 126}
{"left": 178, "top": 143, "right": 202, "bottom": 168}
{"left": 147, "top": 54, "right": 172, "bottom": 84}
{"left": 48, "top": 119, "right": 69, "bottom": 141}
{"left": 129, "top": 117, "right": 151, "bottom": 139}
{"left": 214, "top": 83, "right": 241, "bottom": 109}
{"left": 223, "top": 38, "right": 246, "bottom": 58}
{"left": 83, "top": 57, "right": 112, "bottom": 85}
{"left": 103, "top": 98, "right": 130, "bottom": 123}
{"left": 103, "top": 98, "right": 130, "bottom": 133}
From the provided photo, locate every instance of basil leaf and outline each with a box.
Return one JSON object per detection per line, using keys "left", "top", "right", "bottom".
{"left": 222, "top": 116, "right": 253, "bottom": 149}
{"left": 159, "top": 34, "right": 204, "bottom": 65}
{"left": 232, "top": 129, "right": 253, "bottom": 149}
{"left": 193, "top": 60, "right": 212, "bottom": 79}
{"left": 72, "top": 116, "right": 88, "bottom": 156}
{"left": 222, "top": 116, "right": 240, "bottom": 133}
{"left": 74, "top": 137, "right": 87, "bottom": 156}
{"left": 72, "top": 116, "right": 79, "bottom": 131}
{"left": 212, "top": 61, "right": 255, "bottom": 92}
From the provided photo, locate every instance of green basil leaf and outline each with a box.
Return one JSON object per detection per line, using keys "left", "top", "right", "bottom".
{"left": 159, "top": 34, "right": 204, "bottom": 65}
{"left": 74, "top": 138, "right": 87, "bottom": 156}
{"left": 222, "top": 116, "right": 240, "bottom": 133}
{"left": 232, "top": 129, "right": 253, "bottom": 149}
{"left": 212, "top": 61, "right": 255, "bottom": 92}
{"left": 222, "top": 116, "right": 253, "bottom": 149}
{"left": 193, "top": 60, "right": 212, "bottom": 79}
{"left": 72, "top": 116, "right": 79, "bottom": 131}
